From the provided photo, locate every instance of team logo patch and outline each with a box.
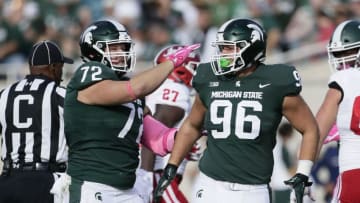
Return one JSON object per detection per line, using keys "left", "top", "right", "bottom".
{"left": 209, "top": 82, "right": 219, "bottom": 87}
{"left": 196, "top": 189, "right": 204, "bottom": 198}
{"left": 95, "top": 192, "right": 102, "bottom": 201}
{"left": 258, "top": 83, "right": 271, "bottom": 88}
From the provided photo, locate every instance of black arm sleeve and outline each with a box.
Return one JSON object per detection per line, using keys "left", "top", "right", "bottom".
{"left": 329, "top": 81, "right": 343, "bottom": 104}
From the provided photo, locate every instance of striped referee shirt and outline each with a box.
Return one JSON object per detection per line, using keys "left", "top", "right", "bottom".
{"left": 0, "top": 74, "right": 67, "bottom": 165}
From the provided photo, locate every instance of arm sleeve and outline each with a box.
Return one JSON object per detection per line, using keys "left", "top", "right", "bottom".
{"left": 141, "top": 115, "right": 177, "bottom": 156}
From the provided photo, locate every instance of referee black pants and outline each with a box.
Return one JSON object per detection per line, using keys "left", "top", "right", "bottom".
{"left": 0, "top": 170, "right": 55, "bottom": 203}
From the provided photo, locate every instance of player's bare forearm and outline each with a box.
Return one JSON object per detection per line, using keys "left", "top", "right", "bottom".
{"left": 316, "top": 108, "right": 337, "bottom": 153}
{"left": 315, "top": 88, "right": 340, "bottom": 153}
{"left": 129, "top": 61, "right": 174, "bottom": 98}
{"left": 140, "top": 146, "right": 156, "bottom": 171}
{"left": 168, "top": 94, "right": 206, "bottom": 166}
{"left": 168, "top": 118, "right": 202, "bottom": 166}
{"left": 283, "top": 95, "right": 319, "bottom": 161}
{"left": 296, "top": 115, "right": 319, "bottom": 162}
{"left": 78, "top": 61, "right": 174, "bottom": 105}
{"left": 298, "top": 125, "right": 319, "bottom": 161}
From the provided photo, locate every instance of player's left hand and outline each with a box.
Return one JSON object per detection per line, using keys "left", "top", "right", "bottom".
{"left": 153, "top": 164, "right": 178, "bottom": 203}
{"left": 284, "top": 173, "right": 314, "bottom": 203}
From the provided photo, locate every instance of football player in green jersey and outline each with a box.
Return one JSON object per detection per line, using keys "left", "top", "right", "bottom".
{"left": 64, "top": 19, "right": 200, "bottom": 203}
{"left": 154, "top": 18, "right": 319, "bottom": 203}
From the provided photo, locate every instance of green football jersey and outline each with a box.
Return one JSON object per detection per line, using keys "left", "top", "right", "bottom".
{"left": 64, "top": 61, "right": 144, "bottom": 189}
{"left": 193, "top": 63, "right": 301, "bottom": 185}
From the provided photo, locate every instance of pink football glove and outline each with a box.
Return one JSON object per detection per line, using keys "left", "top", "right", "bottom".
{"left": 323, "top": 124, "right": 340, "bottom": 144}
{"left": 168, "top": 43, "right": 201, "bottom": 67}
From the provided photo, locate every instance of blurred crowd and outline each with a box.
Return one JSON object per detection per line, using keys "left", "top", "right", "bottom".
{"left": 1, "top": 0, "right": 360, "bottom": 70}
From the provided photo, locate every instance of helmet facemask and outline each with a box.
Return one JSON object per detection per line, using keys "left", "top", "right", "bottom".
{"left": 328, "top": 46, "right": 360, "bottom": 72}
{"left": 211, "top": 40, "right": 250, "bottom": 76}
{"left": 93, "top": 39, "right": 136, "bottom": 73}
{"left": 210, "top": 18, "right": 266, "bottom": 76}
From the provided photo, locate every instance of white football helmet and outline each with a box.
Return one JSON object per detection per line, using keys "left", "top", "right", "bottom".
{"left": 327, "top": 20, "right": 360, "bottom": 72}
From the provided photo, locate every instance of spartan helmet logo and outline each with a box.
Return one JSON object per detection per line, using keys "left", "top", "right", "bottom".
{"left": 81, "top": 25, "right": 97, "bottom": 45}
{"left": 248, "top": 24, "right": 264, "bottom": 43}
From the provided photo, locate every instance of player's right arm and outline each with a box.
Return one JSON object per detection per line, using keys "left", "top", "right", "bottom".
{"left": 283, "top": 94, "right": 319, "bottom": 164}
{"left": 78, "top": 44, "right": 201, "bottom": 105}
{"left": 168, "top": 94, "right": 206, "bottom": 166}
{"left": 283, "top": 95, "right": 319, "bottom": 203}
{"left": 316, "top": 87, "right": 341, "bottom": 152}
{"left": 78, "top": 61, "right": 175, "bottom": 105}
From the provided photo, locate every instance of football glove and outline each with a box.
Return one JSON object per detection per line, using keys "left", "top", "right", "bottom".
{"left": 133, "top": 168, "right": 153, "bottom": 202}
{"left": 289, "top": 184, "right": 315, "bottom": 203}
{"left": 284, "top": 173, "right": 313, "bottom": 203}
{"left": 168, "top": 44, "right": 201, "bottom": 67}
{"left": 153, "top": 164, "right": 178, "bottom": 203}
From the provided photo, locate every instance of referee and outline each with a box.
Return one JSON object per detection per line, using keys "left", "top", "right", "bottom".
{"left": 0, "top": 40, "right": 73, "bottom": 203}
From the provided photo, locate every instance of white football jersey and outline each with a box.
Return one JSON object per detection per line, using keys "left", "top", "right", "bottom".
{"left": 146, "top": 79, "right": 193, "bottom": 174}
{"left": 330, "top": 68, "right": 360, "bottom": 172}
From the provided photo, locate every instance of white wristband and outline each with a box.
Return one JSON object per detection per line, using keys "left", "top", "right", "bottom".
{"left": 296, "top": 160, "right": 313, "bottom": 176}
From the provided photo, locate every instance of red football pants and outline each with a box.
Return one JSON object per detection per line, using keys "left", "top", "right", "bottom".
{"left": 333, "top": 168, "right": 360, "bottom": 203}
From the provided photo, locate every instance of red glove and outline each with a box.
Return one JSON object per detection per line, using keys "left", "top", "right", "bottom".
{"left": 168, "top": 43, "right": 201, "bottom": 67}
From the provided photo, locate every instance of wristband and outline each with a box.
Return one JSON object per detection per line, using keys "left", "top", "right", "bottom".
{"left": 296, "top": 160, "right": 313, "bottom": 177}
{"left": 126, "top": 81, "right": 137, "bottom": 100}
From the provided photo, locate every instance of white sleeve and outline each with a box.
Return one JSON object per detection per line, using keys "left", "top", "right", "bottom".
{"left": 328, "top": 70, "right": 350, "bottom": 88}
